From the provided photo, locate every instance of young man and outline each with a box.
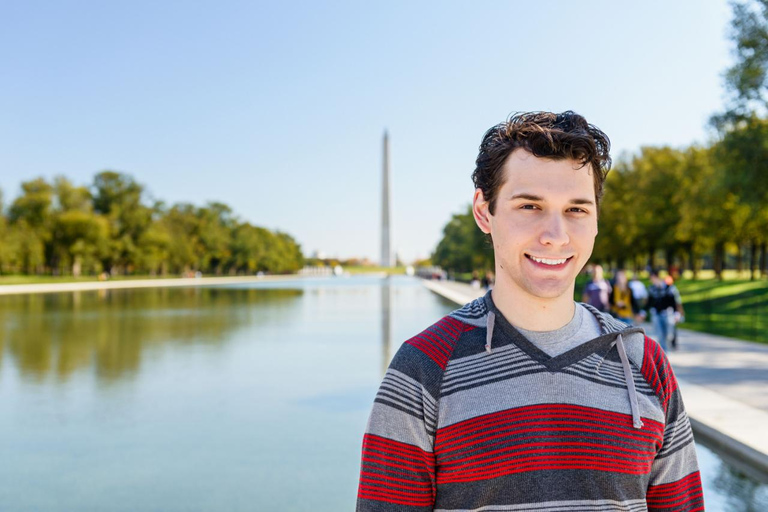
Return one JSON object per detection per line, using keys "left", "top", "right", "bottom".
{"left": 356, "top": 111, "right": 703, "bottom": 511}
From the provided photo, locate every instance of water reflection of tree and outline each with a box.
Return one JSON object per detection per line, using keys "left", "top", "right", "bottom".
{"left": 0, "top": 287, "right": 302, "bottom": 382}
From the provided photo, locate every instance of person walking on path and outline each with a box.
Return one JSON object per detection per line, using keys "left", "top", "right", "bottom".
{"left": 664, "top": 275, "right": 685, "bottom": 349}
{"left": 609, "top": 268, "right": 638, "bottom": 324}
{"left": 629, "top": 273, "right": 649, "bottom": 314}
{"left": 356, "top": 111, "right": 703, "bottom": 511}
{"left": 582, "top": 263, "right": 612, "bottom": 312}
{"left": 647, "top": 271, "right": 684, "bottom": 351}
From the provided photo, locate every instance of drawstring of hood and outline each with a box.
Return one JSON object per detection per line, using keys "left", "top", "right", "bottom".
{"left": 615, "top": 333, "right": 644, "bottom": 429}
{"left": 485, "top": 311, "right": 496, "bottom": 354}
{"left": 482, "top": 299, "right": 644, "bottom": 430}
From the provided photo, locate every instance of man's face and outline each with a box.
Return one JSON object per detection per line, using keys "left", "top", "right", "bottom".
{"left": 473, "top": 149, "right": 598, "bottom": 303}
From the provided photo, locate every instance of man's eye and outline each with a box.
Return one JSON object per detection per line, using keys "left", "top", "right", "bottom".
{"left": 568, "top": 207, "right": 587, "bottom": 214}
{"left": 520, "top": 204, "right": 538, "bottom": 210}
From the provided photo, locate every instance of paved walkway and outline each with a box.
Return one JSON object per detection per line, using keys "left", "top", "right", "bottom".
{"left": 422, "top": 279, "right": 768, "bottom": 475}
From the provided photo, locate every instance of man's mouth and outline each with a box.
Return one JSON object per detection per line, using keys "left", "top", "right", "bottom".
{"left": 525, "top": 254, "right": 573, "bottom": 268}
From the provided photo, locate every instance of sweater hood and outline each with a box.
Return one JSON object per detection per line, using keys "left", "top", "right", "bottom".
{"left": 477, "top": 291, "right": 647, "bottom": 429}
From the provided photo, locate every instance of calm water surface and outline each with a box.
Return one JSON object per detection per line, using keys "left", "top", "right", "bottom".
{"left": 0, "top": 276, "right": 765, "bottom": 511}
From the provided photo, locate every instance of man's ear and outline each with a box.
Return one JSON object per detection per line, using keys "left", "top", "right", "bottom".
{"left": 472, "top": 189, "right": 492, "bottom": 234}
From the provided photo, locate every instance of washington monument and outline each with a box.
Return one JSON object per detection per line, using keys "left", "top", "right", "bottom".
{"left": 381, "top": 131, "right": 392, "bottom": 267}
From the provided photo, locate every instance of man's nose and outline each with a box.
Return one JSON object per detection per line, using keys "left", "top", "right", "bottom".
{"left": 539, "top": 213, "right": 569, "bottom": 246}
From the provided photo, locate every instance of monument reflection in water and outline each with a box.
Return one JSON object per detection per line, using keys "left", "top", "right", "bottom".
{"left": 0, "top": 276, "right": 765, "bottom": 511}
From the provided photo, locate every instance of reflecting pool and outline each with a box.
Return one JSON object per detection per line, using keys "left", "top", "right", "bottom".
{"left": 0, "top": 275, "right": 765, "bottom": 511}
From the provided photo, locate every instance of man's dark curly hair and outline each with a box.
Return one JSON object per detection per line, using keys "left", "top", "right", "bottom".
{"left": 472, "top": 111, "right": 612, "bottom": 215}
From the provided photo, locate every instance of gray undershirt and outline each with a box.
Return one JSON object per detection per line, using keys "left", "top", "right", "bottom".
{"left": 515, "top": 303, "right": 603, "bottom": 357}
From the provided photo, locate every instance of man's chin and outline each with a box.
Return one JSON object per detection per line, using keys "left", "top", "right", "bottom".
{"left": 526, "top": 281, "right": 575, "bottom": 301}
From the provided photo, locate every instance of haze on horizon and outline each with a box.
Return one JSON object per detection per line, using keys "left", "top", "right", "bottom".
{"left": 1, "top": 1, "right": 733, "bottom": 264}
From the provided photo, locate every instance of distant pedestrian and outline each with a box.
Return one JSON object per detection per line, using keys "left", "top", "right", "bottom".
{"left": 609, "top": 269, "right": 637, "bottom": 324}
{"left": 664, "top": 275, "right": 685, "bottom": 349}
{"left": 471, "top": 270, "right": 481, "bottom": 289}
{"left": 582, "top": 264, "right": 612, "bottom": 312}
{"left": 629, "top": 273, "right": 648, "bottom": 323}
{"left": 482, "top": 270, "right": 494, "bottom": 291}
{"left": 647, "top": 271, "right": 684, "bottom": 351}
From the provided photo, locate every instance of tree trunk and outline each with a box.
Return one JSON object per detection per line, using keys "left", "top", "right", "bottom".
{"left": 688, "top": 245, "right": 697, "bottom": 279}
{"left": 72, "top": 257, "right": 82, "bottom": 278}
{"left": 648, "top": 247, "right": 656, "bottom": 271}
{"left": 736, "top": 244, "right": 743, "bottom": 274}
{"left": 750, "top": 240, "right": 758, "bottom": 281}
{"left": 714, "top": 241, "right": 724, "bottom": 280}
{"left": 761, "top": 243, "right": 767, "bottom": 278}
{"left": 665, "top": 249, "right": 675, "bottom": 275}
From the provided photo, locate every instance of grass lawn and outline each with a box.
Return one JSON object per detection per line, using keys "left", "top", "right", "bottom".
{"left": 673, "top": 278, "right": 768, "bottom": 345}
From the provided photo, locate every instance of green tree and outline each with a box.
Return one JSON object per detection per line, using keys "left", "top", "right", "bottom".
{"left": 626, "top": 147, "right": 687, "bottom": 270}
{"left": 720, "top": 0, "right": 768, "bottom": 118}
{"left": 8, "top": 178, "right": 54, "bottom": 273}
{"left": 197, "top": 202, "right": 235, "bottom": 274}
{"left": 712, "top": 116, "right": 768, "bottom": 278}
{"left": 49, "top": 177, "right": 108, "bottom": 275}
{"left": 592, "top": 158, "right": 641, "bottom": 269}
{"left": 92, "top": 171, "right": 152, "bottom": 274}
{"left": 432, "top": 205, "right": 493, "bottom": 273}
{"left": 160, "top": 203, "right": 202, "bottom": 274}
{"left": 51, "top": 211, "right": 109, "bottom": 276}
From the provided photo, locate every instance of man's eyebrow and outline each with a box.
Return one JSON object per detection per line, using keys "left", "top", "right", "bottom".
{"left": 509, "top": 193, "right": 544, "bottom": 201}
{"left": 508, "top": 193, "right": 595, "bottom": 205}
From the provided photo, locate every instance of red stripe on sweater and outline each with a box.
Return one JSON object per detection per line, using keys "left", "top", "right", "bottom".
{"left": 440, "top": 441, "right": 657, "bottom": 467}
{"left": 442, "top": 432, "right": 658, "bottom": 460}
{"left": 403, "top": 316, "right": 467, "bottom": 369}
{"left": 439, "top": 403, "right": 663, "bottom": 438}
{"left": 405, "top": 335, "right": 448, "bottom": 369}
{"left": 646, "top": 472, "right": 704, "bottom": 511}
{"left": 358, "top": 434, "right": 436, "bottom": 504}
{"left": 646, "top": 471, "right": 702, "bottom": 496}
{"left": 436, "top": 317, "right": 461, "bottom": 336}
{"left": 641, "top": 335, "right": 681, "bottom": 414}
{"left": 420, "top": 330, "right": 452, "bottom": 356}
{"left": 438, "top": 424, "right": 661, "bottom": 456}
{"left": 435, "top": 405, "right": 663, "bottom": 450}
{"left": 364, "top": 436, "right": 435, "bottom": 462}
{"left": 359, "top": 473, "right": 433, "bottom": 490}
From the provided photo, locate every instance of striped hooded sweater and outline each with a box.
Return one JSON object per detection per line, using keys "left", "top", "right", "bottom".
{"left": 357, "top": 291, "right": 703, "bottom": 511}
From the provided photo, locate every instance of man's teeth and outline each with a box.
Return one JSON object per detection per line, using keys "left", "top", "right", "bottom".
{"left": 530, "top": 256, "right": 567, "bottom": 265}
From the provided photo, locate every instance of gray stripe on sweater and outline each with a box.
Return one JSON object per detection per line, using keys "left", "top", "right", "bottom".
{"left": 438, "top": 370, "right": 666, "bottom": 428}
{"left": 435, "top": 498, "right": 648, "bottom": 511}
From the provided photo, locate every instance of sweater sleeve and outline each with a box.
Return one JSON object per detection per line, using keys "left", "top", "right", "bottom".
{"left": 643, "top": 338, "right": 705, "bottom": 511}
{"left": 356, "top": 343, "right": 442, "bottom": 511}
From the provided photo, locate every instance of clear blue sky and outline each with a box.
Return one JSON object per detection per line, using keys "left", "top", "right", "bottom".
{"left": 0, "top": 0, "right": 733, "bottom": 263}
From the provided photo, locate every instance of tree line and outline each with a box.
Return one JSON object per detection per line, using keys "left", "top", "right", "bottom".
{"left": 0, "top": 171, "right": 304, "bottom": 277}
{"left": 434, "top": 0, "right": 768, "bottom": 281}
{"left": 433, "top": 125, "right": 768, "bottom": 280}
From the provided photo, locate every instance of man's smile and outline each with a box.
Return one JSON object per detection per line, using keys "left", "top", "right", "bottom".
{"left": 525, "top": 254, "right": 574, "bottom": 269}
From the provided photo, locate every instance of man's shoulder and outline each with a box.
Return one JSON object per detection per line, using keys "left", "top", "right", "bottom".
{"left": 400, "top": 299, "right": 484, "bottom": 371}
{"left": 588, "top": 305, "right": 676, "bottom": 402}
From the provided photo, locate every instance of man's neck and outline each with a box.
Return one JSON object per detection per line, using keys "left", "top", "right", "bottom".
{"left": 490, "top": 283, "right": 576, "bottom": 332}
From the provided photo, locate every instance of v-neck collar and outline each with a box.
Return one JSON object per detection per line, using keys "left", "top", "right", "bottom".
{"left": 482, "top": 291, "right": 639, "bottom": 371}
